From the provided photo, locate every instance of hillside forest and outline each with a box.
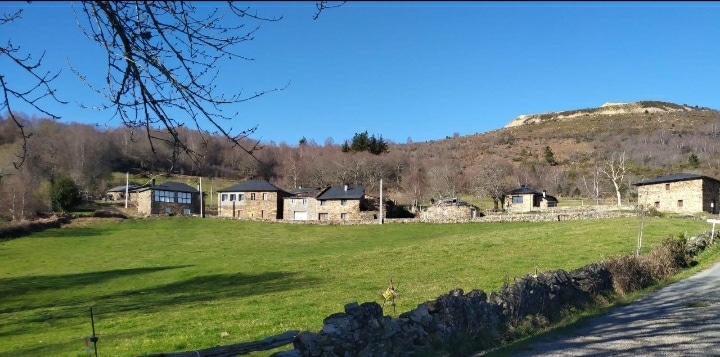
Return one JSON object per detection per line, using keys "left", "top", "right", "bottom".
{"left": 2, "top": 102, "right": 720, "bottom": 222}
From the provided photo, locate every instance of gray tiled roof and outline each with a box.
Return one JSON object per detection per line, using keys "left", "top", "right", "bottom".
{"left": 633, "top": 173, "right": 718, "bottom": 186}
{"left": 135, "top": 181, "right": 198, "bottom": 193}
{"left": 217, "top": 179, "right": 288, "bottom": 193}
{"left": 317, "top": 185, "right": 365, "bottom": 200}
{"left": 289, "top": 187, "right": 326, "bottom": 198}
{"left": 508, "top": 186, "right": 558, "bottom": 202}
{"left": 107, "top": 184, "right": 139, "bottom": 192}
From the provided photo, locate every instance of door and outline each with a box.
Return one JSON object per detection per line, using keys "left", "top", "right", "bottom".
{"left": 294, "top": 211, "right": 307, "bottom": 220}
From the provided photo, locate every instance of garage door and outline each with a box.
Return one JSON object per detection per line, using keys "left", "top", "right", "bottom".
{"left": 293, "top": 211, "right": 307, "bottom": 220}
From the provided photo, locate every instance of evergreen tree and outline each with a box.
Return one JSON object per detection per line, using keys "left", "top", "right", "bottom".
{"left": 50, "top": 176, "right": 82, "bottom": 212}
{"left": 689, "top": 153, "right": 700, "bottom": 168}
{"left": 544, "top": 146, "right": 557, "bottom": 165}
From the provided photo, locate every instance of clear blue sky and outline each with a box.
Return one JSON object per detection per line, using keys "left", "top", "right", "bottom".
{"left": 2, "top": 1, "right": 720, "bottom": 146}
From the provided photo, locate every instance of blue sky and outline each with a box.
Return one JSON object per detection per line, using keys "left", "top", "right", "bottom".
{"left": 2, "top": 1, "right": 720, "bottom": 146}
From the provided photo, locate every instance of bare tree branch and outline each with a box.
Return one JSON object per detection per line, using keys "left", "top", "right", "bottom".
{"left": 1, "top": 8, "right": 68, "bottom": 168}
{"left": 313, "top": 1, "right": 346, "bottom": 20}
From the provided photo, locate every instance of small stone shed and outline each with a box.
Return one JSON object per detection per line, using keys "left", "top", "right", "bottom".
{"left": 634, "top": 173, "right": 720, "bottom": 214}
{"left": 504, "top": 185, "right": 558, "bottom": 212}
{"left": 423, "top": 198, "right": 479, "bottom": 220}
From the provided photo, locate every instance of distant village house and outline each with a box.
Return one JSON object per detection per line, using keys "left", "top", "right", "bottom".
{"left": 505, "top": 185, "right": 558, "bottom": 212}
{"left": 634, "top": 173, "right": 720, "bottom": 214}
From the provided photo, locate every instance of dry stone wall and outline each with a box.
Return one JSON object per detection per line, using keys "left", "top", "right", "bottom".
{"left": 273, "top": 232, "right": 714, "bottom": 357}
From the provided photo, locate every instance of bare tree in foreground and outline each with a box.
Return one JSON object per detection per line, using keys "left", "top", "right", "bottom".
{"left": 2, "top": 2, "right": 342, "bottom": 169}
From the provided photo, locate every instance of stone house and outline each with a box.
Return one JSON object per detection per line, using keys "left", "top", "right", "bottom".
{"left": 504, "top": 185, "right": 558, "bottom": 212}
{"left": 105, "top": 184, "right": 139, "bottom": 201}
{"left": 633, "top": 173, "right": 720, "bottom": 214}
{"left": 284, "top": 184, "right": 368, "bottom": 222}
{"left": 423, "top": 198, "right": 479, "bottom": 220}
{"left": 128, "top": 181, "right": 201, "bottom": 216}
{"left": 216, "top": 179, "right": 291, "bottom": 220}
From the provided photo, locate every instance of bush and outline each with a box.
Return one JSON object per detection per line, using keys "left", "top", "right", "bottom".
{"left": 50, "top": 177, "right": 82, "bottom": 212}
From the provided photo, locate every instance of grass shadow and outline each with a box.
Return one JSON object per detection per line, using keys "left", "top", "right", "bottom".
{"left": 97, "top": 271, "right": 320, "bottom": 314}
{"left": 0, "top": 265, "right": 192, "bottom": 313}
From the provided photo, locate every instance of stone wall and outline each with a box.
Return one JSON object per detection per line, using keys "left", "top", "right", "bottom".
{"left": 279, "top": 232, "right": 715, "bottom": 357}
{"left": 423, "top": 204, "right": 477, "bottom": 221}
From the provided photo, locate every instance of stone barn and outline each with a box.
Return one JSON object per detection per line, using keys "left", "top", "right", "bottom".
{"left": 423, "top": 198, "right": 479, "bottom": 221}
{"left": 634, "top": 173, "right": 720, "bottom": 214}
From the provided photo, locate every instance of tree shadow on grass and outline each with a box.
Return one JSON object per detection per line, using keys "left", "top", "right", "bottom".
{"left": 0, "top": 265, "right": 192, "bottom": 313}
{"left": 97, "top": 271, "right": 319, "bottom": 314}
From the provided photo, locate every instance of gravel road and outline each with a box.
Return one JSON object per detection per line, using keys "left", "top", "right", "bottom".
{"left": 498, "top": 262, "right": 720, "bottom": 356}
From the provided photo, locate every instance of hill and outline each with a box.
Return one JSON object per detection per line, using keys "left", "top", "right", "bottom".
{"left": 504, "top": 101, "right": 708, "bottom": 128}
{"left": 3, "top": 99, "right": 720, "bottom": 220}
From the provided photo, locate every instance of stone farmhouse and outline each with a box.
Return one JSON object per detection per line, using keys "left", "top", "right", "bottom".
{"left": 284, "top": 184, "right": 370, "bottom": 222}
{"left": 216, "top": 179, "right": 291, "bottom": 220}
{"left": 504, "top": 185, "right": 558, "bottom": 212}
{"left": 127, "top": 181, "right": 201, "bottom": 216}
{"left": 634, "top": 173, "right": 720, "bottom": 214}
{"left": 423, "top": 198, "right": 479, "bottom": 220}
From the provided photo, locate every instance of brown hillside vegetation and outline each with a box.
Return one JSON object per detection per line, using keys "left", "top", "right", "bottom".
{"left": 2, "top": 100, "right": 720, "bottom": 221}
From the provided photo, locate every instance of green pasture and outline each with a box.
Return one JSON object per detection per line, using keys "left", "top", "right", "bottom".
{"left": 0, "top": 216, "right": 711, "bottom": 356}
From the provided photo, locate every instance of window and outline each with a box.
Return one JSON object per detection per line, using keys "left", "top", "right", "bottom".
{"left": 178, "top": 192, "right": 191, "bottom": 204}
{"left": 341, "top": 199, "right": 347, "bottom": 206}
{"left": 262, "top": 193, "right": 268, "bottom": 200}
{"left": 666, "top": 183, "right": 670, "bottom": 191}
{"left": 320, "top": 200, "right": 326, "bottom": 206}
{"left": 319, "top": 213, "right": 328, "bottom": 221}
{"left": 154, "top": 190, "right": 174, "bottom": 202}
{"left": 654, "top": 201, "right": 660, "bottom": 208}
{"left": 341, "top": 213, "right": 348, "bottom": 220}
{"left": 251, "top": 193, "right": 256, "bottom": 200}
{"left": 239, "top": 194, "right": 245, "bottom": 201}
{"left": 221, "top": 194, "right": 228, "bottom": 201}
{"left": 302, "top": 198, "right": 308, "bottom": 206}
{"left": 229, "top": 194, "right": 236, "bottom": 201}
{"left": 512, "top": 196, "right": 523, "bottom": 204}
{"left": 677, "top": 200, "right": 683, "bottom": 208}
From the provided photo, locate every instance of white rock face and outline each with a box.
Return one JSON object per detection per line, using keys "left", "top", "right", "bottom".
{"left": 505, "top": 101, "right": 694, "bottom": 128}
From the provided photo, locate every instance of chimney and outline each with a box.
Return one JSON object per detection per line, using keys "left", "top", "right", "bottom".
{"left": 344, "top": 184, "right": 348, "bottom": 191}
{"left": 152, "top": 179, "right": 156, "bottom": 187}
{"left": 542, "top": 190, "right": 546, "bottom": 198}
{"left": 521, "top": 184, "right": 526, "bottom": 188}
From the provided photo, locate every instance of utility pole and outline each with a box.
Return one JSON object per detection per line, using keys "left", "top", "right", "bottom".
{"left": 124, "top": 172, "right": 129, "bottom": 209}
{"left": 379, "top": 178, "right": 383, "bottom": 224}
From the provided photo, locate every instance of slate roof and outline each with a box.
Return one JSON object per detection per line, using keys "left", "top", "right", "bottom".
{"left": 217, "top": 179, "right": 289, "bottom": 193}
{"left": 135, "top": 181, "right": 198, "bottom": 193}
{"left": 317, "top": 185, "right": 365, "bottom": 200}
{"left": 107, "top": 184, "right": 140, "bottom": 192}
{"left": 633, "top": 173, "right": 719, "bottom": 186}
{"left": 507, "top": 186, "right": 558, "bottom": 202}
{"left": 289, "top": 187, "right": 327, "bottom": 198}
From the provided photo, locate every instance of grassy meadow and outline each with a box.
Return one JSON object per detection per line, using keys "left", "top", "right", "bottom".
{"left": 0, "top": 216, "right": 711, "bottom": 356}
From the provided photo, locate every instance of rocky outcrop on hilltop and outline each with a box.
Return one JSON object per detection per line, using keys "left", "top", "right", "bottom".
{"left": 505, "top": 101, "right": 707, "bottom": 128}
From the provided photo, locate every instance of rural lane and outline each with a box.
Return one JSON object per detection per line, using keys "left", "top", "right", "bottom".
{"left": 492, "top": 262, "right": 720, "bottom": 356}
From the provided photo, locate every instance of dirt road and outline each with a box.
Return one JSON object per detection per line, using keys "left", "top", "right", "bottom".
{"left": 505, "top": 263, "right": 720, "bottom": 356}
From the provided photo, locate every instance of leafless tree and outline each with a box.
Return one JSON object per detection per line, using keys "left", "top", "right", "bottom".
{"left": 2, "top": 2, "right": 341, "bottom": 169}
{"left": 599, "top": 151, "right": 628, "bottom": 207}
{"left": 0, "top": 9, "right": 67, "bottom": 169}
{"left": 470, "top": 161, "right": 514, "bottom": 211}
{"left": 581, "top": 160, "right": 605, "bottom": 205}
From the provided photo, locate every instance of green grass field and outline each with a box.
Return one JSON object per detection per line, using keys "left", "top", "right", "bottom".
{"left": 0, "top": 216, "right": 711, "bottom": 356}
